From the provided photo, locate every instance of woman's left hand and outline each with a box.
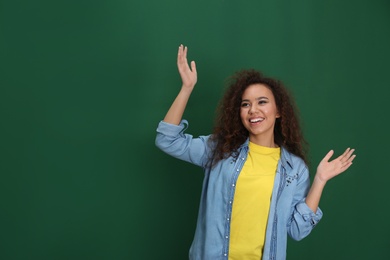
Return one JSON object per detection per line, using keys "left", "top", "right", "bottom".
{"left": 316, "top": 148, "right": 356, "bottom": 183}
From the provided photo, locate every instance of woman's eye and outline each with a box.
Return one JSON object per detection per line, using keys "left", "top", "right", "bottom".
{"left": 241, "top": 103, "right": 250, "bottom": 107}
{"left": 259, "top": 100, "right": 267, "bottom": 105}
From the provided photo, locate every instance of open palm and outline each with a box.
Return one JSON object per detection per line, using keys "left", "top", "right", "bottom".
{"left": 177, "top": 44, "right": 197, "bottom": 89}
{"left": 316, "top": 148, "right": 356, "bottom": 182}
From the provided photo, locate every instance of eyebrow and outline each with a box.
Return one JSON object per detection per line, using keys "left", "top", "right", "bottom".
{"left": 241, "top": 97, "right": 269, "bottom": 102}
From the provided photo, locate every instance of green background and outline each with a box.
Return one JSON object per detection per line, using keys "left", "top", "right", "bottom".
{"left": 1, "top": 0, "right": 389, "bottom": 259}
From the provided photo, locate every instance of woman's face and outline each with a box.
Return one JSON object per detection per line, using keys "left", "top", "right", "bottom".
{"left": 240, "top": 84, "right": 280, "bottom": 147}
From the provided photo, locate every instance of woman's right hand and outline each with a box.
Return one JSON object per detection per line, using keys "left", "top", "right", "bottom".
{"left": 177, "top": 44, "right": 197, "bottom": 89}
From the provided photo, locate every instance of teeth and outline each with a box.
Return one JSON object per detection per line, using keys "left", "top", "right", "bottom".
{"left": 250, "top": 118, "right": 263, "bottom": 123}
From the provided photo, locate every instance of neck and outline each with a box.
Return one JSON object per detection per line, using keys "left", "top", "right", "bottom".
{"left": 249, "top": 136, "right": 278, "bottom": 148}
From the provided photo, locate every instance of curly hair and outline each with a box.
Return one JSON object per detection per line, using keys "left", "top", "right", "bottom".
{"left": 209, "top": 69, "right": 308, "bottom": 166}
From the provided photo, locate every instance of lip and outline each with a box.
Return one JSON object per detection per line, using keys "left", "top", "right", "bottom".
{"left": 249, "top": 117, "right": 264, "bottom": 124}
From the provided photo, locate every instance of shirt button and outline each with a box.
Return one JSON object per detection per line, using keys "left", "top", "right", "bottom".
{"left": 229, "top": 201, "right": 232, "bottom": 204}
{"left": 224, "top": 254, "right": 227, "bottom": 256}
{"left": 225, "top": 236, "right": 228, "bottom": 239}
{"left": 227, "top": 218, "right": 230, "bottom": 221}
{"left": 232, "top": 183, "right": 235, "bottom": 187}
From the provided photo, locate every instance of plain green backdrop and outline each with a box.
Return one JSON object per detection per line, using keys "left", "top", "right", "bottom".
{"left": 1, "top": 0, "right": 389, "bottom": 259}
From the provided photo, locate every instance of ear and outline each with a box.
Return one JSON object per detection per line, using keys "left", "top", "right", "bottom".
{"left": 276, "top": 110, "right": 281, "bottom": 118}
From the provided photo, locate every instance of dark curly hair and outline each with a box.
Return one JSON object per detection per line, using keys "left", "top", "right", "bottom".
{"left": 209, "top": 69, "right": 308, "bottom": 166}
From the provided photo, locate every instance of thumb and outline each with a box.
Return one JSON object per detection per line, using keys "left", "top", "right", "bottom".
{"left": 321, "top": 150, "right": 334, "bottom": 163}
{"left": 190, "top": 61, "right": 197, "bottom": 73}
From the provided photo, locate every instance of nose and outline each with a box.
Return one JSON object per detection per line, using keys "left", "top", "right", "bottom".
{"left": 249, "top": 104, "right": 258, "bottom": 114}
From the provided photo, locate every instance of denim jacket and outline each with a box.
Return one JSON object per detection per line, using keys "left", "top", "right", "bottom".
{"left": 155, "top": 120, "right": 323, "bottom": 260}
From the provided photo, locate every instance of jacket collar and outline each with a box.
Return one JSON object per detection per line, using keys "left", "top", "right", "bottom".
{"left": 280, "top": 147, "right": 294, "bottom": 170}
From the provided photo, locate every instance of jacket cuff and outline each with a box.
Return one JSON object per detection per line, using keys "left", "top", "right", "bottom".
{"left": 295, "top": 201, "right": 323, "bottom": 226}
{"left": 156, "top": 120, "right": 188, "bottom": 137}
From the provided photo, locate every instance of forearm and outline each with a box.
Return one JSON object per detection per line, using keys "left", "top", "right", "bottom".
{"left": 305, "top": 175, "right": 327, "bottom": 213}
{"left": 163, "top": 86, "right": 193, "bottom": 125}
{"left": 306, "top": 148, "right": 356, "bottom": 213}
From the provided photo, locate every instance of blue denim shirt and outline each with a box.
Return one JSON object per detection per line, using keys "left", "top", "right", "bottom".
{"left": 156, "top": 120, "right": 323, "bottom": 260}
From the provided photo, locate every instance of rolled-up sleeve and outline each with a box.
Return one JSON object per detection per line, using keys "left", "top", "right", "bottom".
{"left": 155, "top": 120, "right": 211, "bottom": 168}
{"left": 287, "top": 166, "right": 323, "bottom": 241}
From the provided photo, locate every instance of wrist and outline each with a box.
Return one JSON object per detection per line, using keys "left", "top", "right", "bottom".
{"left": 181, "top": 84, "right": 195, "bottom": 93}
{"left": 313, "top": 174, "right": 327, "bottom": 187}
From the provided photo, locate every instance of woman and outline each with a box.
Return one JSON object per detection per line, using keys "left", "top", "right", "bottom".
{"left": 155, "top": 45, "right": 356, "bottom": 260}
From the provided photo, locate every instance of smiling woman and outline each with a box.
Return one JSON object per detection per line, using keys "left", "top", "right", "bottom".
{"left": 240, "top": 84, "right": 280, "bottom": 148}
{"left": 155, "top": 45, "right": 356, "bottom": 260}
{"left": 211, "top": 69, "right": 306, "bottom": 167}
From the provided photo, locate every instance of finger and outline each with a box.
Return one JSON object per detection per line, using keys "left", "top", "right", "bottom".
{"left": 346, "top": 154, "right": 356, "bottom": 164}
{"left": 321, "top": 150, "right": 334, "bottom": 163}
{"left": 340, "top": 147, "right": 350, "bottom": 157}
{"left": 183, "top": 46, "right": 188, "bottom": 62}
{"left": 178, "top": 46, "right": 189, "bottom": 67}
{"left": 190, "top": 61, "right": 197, "bottom": 73}
{"left": 177, "top": 44, "right": 183, "bottom": 65}
{"left": 336, "top": 148, "right": 349, "bottom": 163}
{"left": 340, "top": 148, "right": 355, "bottom": 162}
{"left": 340, "top": 163, "right": 352, "bottom": 172}
{"left": 342, "top": 154, "right": 356, "bottom": 168}
{"left": 341, "top": 160, "right": 354, "bottom": 170}
{"left": 177, "top": 45, "right": 189, "bottom": 71}
{"left": 346, "top": 148, "right": 355, "bottom": 159}
{"left": 344, "top": 150, "right": 355, "bottom": 164}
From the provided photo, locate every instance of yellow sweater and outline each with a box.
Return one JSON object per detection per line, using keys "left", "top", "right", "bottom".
{"left": 229, "top": 142, "right": 280, "bottom": 260}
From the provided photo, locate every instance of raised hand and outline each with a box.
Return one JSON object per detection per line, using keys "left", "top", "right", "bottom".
{"left": 162, "top": 45, "right": 198, "bottom": 125}
{"left": 177, "top": 44, "right": 197, "bottom": 89}
{"left": 316, "top": 148, "right": 356, "bottom": 183}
